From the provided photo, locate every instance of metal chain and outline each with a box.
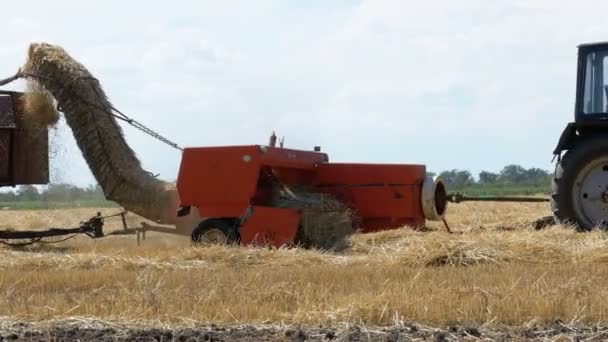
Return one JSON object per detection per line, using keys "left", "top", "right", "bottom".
{"left": 123, "top": 118, "right": 181, "bottom": 150}
{"left": 108, "top": 105, "right": 183, "bottom": 151}
{"left": 23, "top": 73, "right": 184, "bottom": 151}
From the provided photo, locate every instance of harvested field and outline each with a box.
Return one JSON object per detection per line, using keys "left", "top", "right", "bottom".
{"left": 1, "top": 202, "right": 608, "bottom": 340}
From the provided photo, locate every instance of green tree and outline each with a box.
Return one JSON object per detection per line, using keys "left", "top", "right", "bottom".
{"left": 17, "top": 185, "right": 39, "bottom": 201}
{"left": 439, "top": 169, "right": 474, "bottom": 187}
{"left": 524, "top": 168, "right": 550, "bottom": 185}
{"left": 499, "top": 164, "right": 527, "bottom": 184}
{"left": 479, "top": 171, "right": 499, "bottom": 184}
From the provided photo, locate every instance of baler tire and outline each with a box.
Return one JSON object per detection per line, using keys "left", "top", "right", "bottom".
{"left": 191, "top": 219, "right": 238, "bottom": 245}
{"left": 551, "top": 136, "right": 608, "bottom": 231}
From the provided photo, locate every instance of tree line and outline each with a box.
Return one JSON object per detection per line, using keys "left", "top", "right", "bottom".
{"left": 428, "top": 164, "right": 551, "bottom": 188}
{"left": 0, "top": 184, "right": 106, "bottom": 202}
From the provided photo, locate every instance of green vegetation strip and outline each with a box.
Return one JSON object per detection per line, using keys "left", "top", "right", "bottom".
{"left": 0, "top": 200, "right": 118, "bottom": 210}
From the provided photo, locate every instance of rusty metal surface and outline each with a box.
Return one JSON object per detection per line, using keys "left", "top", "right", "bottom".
{"left": 0, "top": 93, "right": 16, "bottom": 128}
{"left": 0, "top": 130, "right": 11, "bottom": 183}
{"left": 0, "top": 92, "right": 49, "bottom": 186}
{"left": 12, "top": 126, "right": 49, "bottom": 185}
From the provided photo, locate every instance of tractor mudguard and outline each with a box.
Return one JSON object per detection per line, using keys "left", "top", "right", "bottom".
{"left": 553, "top": 122, "right": 578, "bottom": 156}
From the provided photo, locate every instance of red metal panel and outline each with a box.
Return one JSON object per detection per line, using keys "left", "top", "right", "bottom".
{"left": 323, "top": 185, "right": 420, "bottom": 216}
{"left": 316, "top": 163, "right": 426, "bottom": 232}
{"left": 177, "top": 145, "right": 328, "bottom": 216}
{"left": 258, "top": 146, "right": 326, "bottom": 186}
{"left": 315, "top": 163, "right": 425, "bottom": 186}
{"left": 198, "top": 205, "right": 249, "bottom": 218}
{"left": 239, "top": 206, "right": 300, "bottom": 247}
{"left": 176, "top": 145, "right": 263, "bottom": 216}
{"left": 259, "top": 146, "right": 327, "bottom": 170}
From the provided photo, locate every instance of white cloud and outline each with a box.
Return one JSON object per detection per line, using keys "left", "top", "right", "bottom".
{"left": 2, "top": 0, "right": 608, "bottom": 185}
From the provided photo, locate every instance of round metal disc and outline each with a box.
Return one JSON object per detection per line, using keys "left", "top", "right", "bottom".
{"left": 573, "top": 156, "right": 608, "bottom": 228}
{"left": 200, "top": 228, "right": 228, "bottom": 244}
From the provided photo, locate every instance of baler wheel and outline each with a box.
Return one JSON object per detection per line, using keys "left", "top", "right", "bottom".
{"left": 191, "top": 218, "right": 238, "bottom": 245}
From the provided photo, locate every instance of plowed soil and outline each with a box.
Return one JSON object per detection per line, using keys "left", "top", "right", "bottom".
{"left": 2, "top": 320, "right": 608, "bottom": 341}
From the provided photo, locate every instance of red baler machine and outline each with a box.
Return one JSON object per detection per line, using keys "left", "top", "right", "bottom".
{"left": 176, "top": 143, "right": 448, "bottom": 247}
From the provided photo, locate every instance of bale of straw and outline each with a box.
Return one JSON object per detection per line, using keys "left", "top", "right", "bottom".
{"left": 21, "top": 80, "right": 59, "bottom": 128}
{"left": 21, "top": 43, "right": 174, "bottom": 223}
{"left": 272, "top": 186, "right": 355, "bottom": 250}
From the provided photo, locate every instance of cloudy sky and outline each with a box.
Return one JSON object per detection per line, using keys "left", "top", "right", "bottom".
{"left": 2, "top": 0, "right": 607, "bottom": 185}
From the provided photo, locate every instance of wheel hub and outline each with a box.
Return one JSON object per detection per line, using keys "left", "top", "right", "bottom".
{"left": 573, "top": 158, "right": 608, "bottom": 228}
{"left": 200, "top": 228, "right": 228, "bottom": 244}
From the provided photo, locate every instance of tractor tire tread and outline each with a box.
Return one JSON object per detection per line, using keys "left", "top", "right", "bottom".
{"left": 551, "top": 135, "right": 608, "bottom": 231}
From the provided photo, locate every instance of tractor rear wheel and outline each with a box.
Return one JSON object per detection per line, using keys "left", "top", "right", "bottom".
{"left": 552, "top": 136, "right": 608, "bottom": 230}
{"left": 191, "top": 218, "right": 238, "bottom": 245}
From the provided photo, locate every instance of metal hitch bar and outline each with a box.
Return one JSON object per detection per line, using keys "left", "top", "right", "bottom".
{"left": 0, "top": 213, "right": 105, "bottom": 241}
{"left": 447, "top": 193, "right": 550, "bottom": 203}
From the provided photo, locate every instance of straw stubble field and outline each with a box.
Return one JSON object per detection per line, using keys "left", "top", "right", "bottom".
{"left": 2, "top": 202, "right": 608, "bottom": 340}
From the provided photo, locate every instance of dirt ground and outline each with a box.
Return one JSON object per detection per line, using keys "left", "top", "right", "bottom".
{"left": 2, "top": 320, "right": 608, "bottom": 341}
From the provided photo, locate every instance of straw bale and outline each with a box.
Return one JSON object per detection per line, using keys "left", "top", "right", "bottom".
{"left": 21, "top": 43, "right": 174, "bottom": 222}
{"left": 272, "top": 186, "right": 355, "bottom": 250}
{"left": 21, "top": 80, "right": 59, "bottom": 127}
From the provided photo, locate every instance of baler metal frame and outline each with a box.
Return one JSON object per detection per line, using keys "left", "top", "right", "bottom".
{"left": 0, "top": 211, "right": 185, "bottom": 247}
